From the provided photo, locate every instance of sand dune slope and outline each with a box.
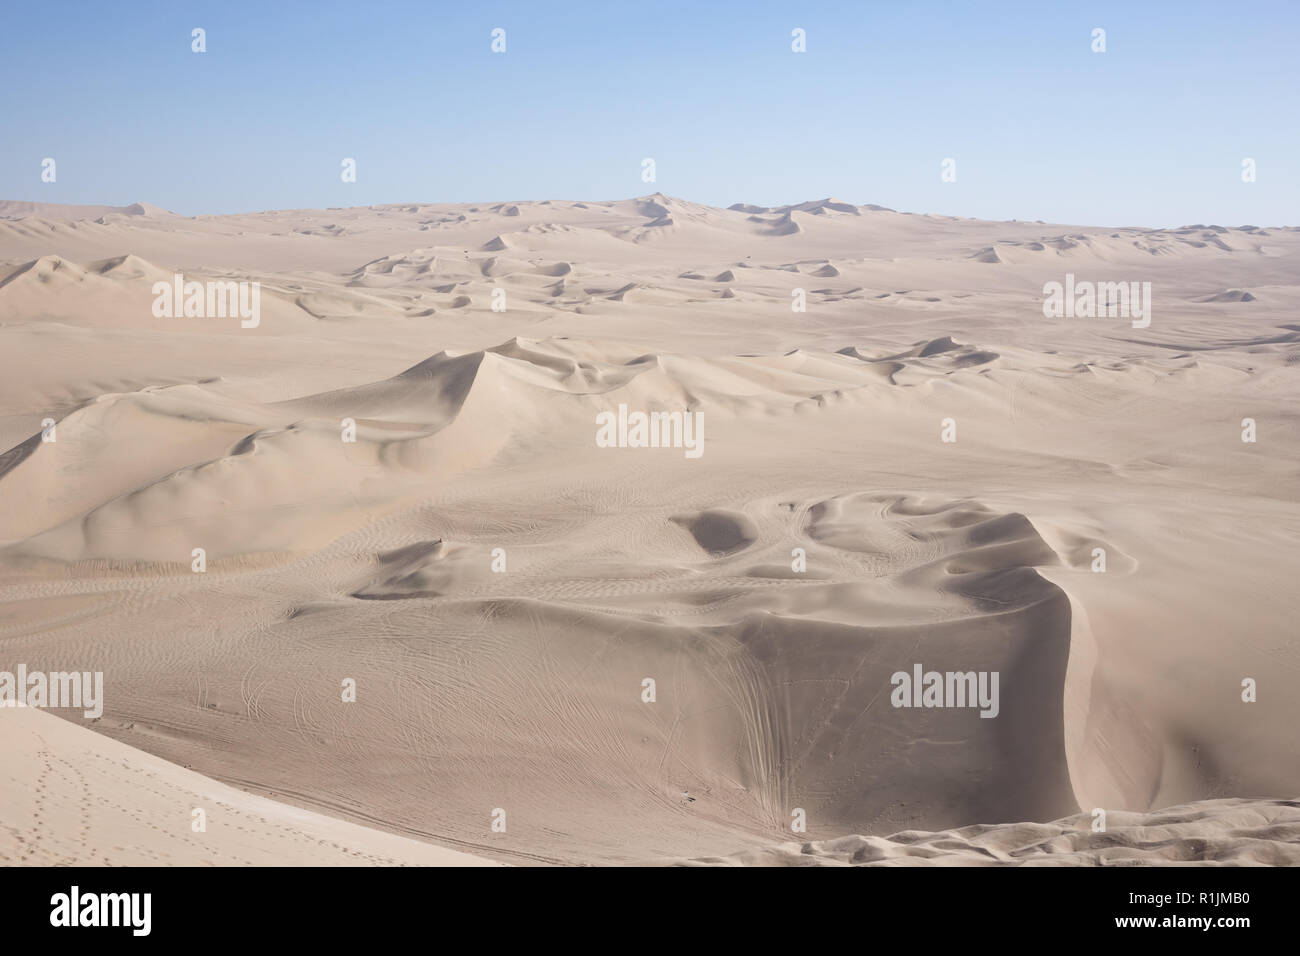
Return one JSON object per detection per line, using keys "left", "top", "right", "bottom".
{"left": 0, "top": 705, "right": 498, "bottom": 866}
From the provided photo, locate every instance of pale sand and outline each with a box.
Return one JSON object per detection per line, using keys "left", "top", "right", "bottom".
{"left": 669, "top": 798, "right": 1300, "bottom": 866}
{"left": 0, "top": 196, "right": 1297, "bottom": 865}
{"left": 0, "top": 704, "right": 498, "bottom": 865}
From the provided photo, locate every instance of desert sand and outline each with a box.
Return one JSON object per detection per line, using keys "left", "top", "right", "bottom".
{"left": 670, "top": 798, "right": 1300, "bottom": 866}
{"left": 0, "top": 703, "right": 497, "bottom": 865}
{"left": 1, "top": 196, "right": 1297, "bottom": 865}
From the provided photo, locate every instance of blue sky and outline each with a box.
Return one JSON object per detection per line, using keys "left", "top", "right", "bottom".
{"left": 2, "top": 0, "right": 1296, "bottom": 225}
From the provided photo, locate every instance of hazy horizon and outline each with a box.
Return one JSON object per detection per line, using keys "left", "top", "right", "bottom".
{"left": 3, "top": 0, "right": 1297, "bottom": 227}
{"left": 4, "top": 193, "right": 1295, "bottom": 233}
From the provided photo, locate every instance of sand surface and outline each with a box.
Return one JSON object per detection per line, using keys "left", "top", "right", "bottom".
{"left": 0, "top": 703, "right": 497, "bottom": 865}
{"left": 1, "top": 196, "right": 1297, "bottom": 865}
{"left": 671, "top": 798, "right": 1300, "bottom": 866}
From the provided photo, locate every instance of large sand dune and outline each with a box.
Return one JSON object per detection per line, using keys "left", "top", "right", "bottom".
{"left": 1, "top": 197, "right": 1297, "bottom": 864}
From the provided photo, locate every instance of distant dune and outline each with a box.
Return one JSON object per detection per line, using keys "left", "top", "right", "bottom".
{"left": 0, "top": 199, "right": 175, "bottom": 221}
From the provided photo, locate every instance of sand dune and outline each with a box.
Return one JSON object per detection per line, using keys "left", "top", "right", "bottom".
{"left": 0, "top": 200, "right": 175, "bottom": 221}
{"left": 0, "top": 704, "right": 498, "bottom": 866}
{"left": 0, "top": 196, "right": 1297, "bottom": 865}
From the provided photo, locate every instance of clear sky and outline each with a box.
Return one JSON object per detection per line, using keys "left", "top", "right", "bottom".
{"left": 2, "top": 0, "right": 1296, "bottom": 226}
